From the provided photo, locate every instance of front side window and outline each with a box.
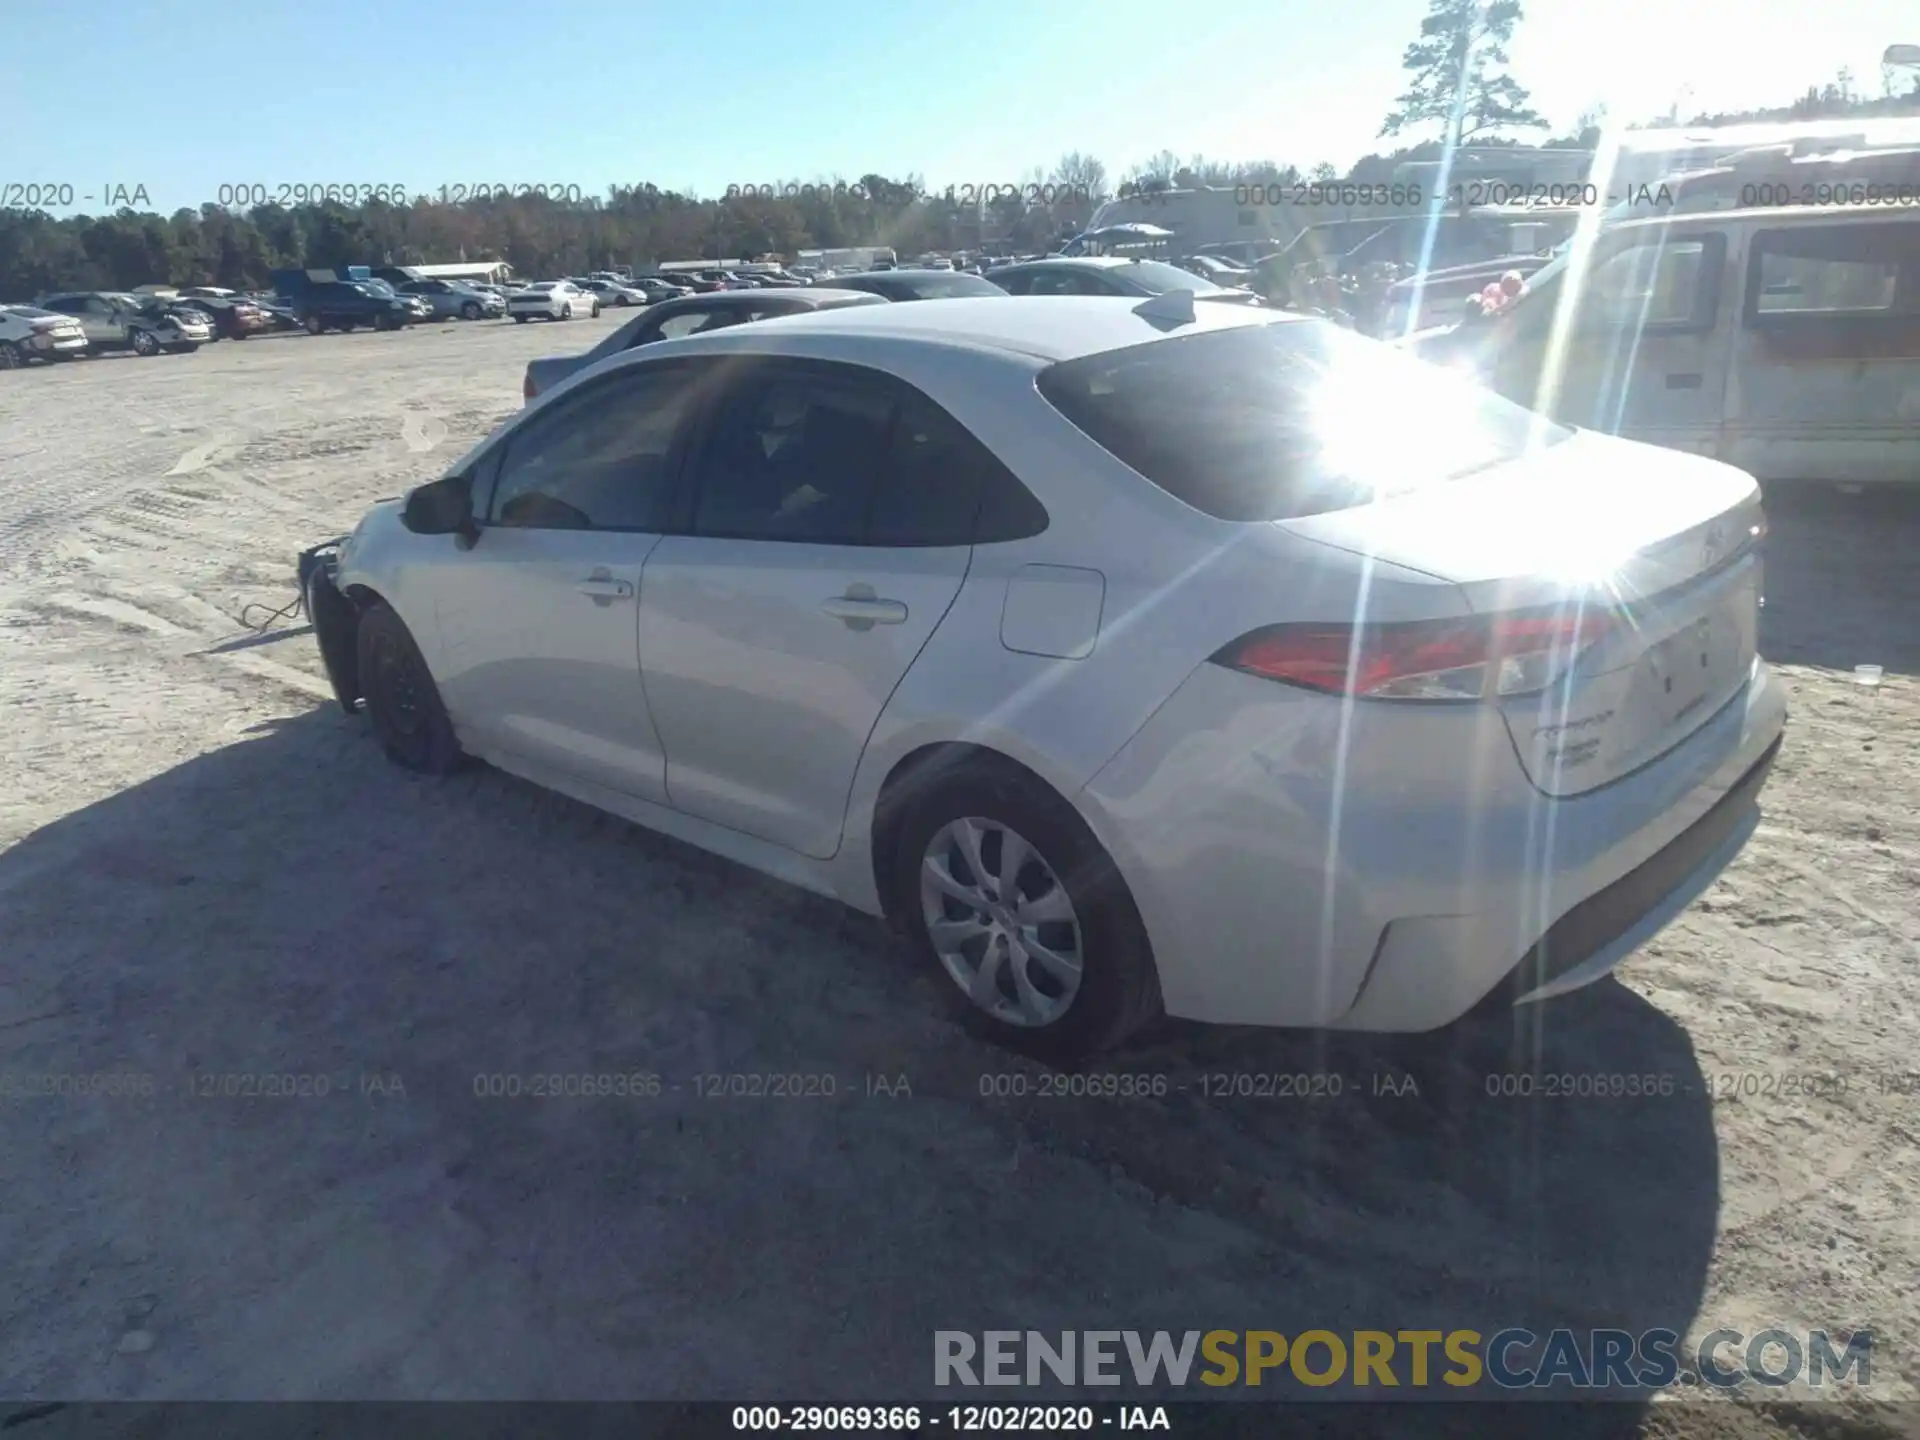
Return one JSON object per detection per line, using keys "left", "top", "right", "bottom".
{"left": 488, "top": 363, "right": 707, "bottom": 531}
{"left": 1579, "top": 238, "right": 1714, "bottom": 328}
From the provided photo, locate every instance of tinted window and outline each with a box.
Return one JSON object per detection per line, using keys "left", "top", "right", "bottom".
{"left": 1117, "top": 260, "right": 1226, "bottom": 294}
{"left": 867, "top": 391, "right": 985, "bottom": 546}
{"left": 690, "top": 364, "right": 896, "bottom": 542}
{"left": 654, "top": 307, "right": 752, "bottom": 341}
{"left": 1025, "top": 268, "right": 1098, "bottom": 296}
{"left": 1036, "top": 320, "right": 1571, "bottom": 522}
{"left": 894, "top": 273, "right": 1009, "bottom": 300}
{"left": 489, "top": 363, "right": 704, "bottom": 531}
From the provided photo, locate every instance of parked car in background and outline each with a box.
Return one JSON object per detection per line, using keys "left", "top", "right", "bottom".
{"left": 1413, "top": 191, "right": 1920, "bottom": 487}
{"left": 632, "top": 276, "right": 691, "bottom": 302}
{"left": 308, "top": 296, "right": 1784, "bottom": 1062}
{"left": 35, "top": 291, "right": 211, "bottom": 355}
{"left": 521, "top": 287, "right": 886, "bottom": 399}
{"left": 508, "top": 280, "right": 601, "bottom": 322}
{"left": 400, "top": 278, "right": 507, "bottom": 320}
{"left": 255, "top": 294, "right": 304, "bottom": 330}
{"left": 354, "top": 278, "right": 434, "bottom": 320}
{"left": 1173, "top": 254, "right": 1255, "bottom": 288}
{"left": 572, "top": 277, "right": 649, "bottom": 307}
{"left": 820, "top": 270, "right": 1009, "bottom": 301}
{"left": 990, "top": 257, "right": 1262, "bottom": 305}
{"left": 176, "top": 287, "right": 274, "bottom": 339}
{"left": 0, "top": 304, "right": 89, "bottom": 367}
{"left": 293, "top": 281, "right": 429, "bottom": 334}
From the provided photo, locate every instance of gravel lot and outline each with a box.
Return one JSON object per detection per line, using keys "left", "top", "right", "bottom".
{"left": 1, "top": 317, "right": 1915, "bottom": 1437}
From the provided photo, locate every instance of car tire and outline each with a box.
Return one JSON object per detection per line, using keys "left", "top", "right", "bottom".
{"left": 890, "top": 758, "right": 1161, "bottom": 1064}
{"left": 130, "top": 328, "right": 160, "bottom": 357}
{"left": 0, "top": 342, "right": 24, "bottom": 369}
{"left": 590, "top": 302, "right": 601, "bottom": 317}
{"left": 461, "top": 301, "right": 481, "bottom": 320}
{"left": 514, "top": 314, "right": 528, "bottom": 323}
{"left": 560, "top": 305, "right": 573, "bottom": 320}
{"left": 357, "top": 602, "right": 463, "bottom": 775}
{"left": 305, "top": 314, "right": 325, "bottom": 335}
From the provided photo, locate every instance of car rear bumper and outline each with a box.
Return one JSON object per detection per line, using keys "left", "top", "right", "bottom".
{"left": 30, "top": 332, "right": 87, "bottom": 353}
{"left": 1079, "top": 656, "right": 1788, "bottom": 1031}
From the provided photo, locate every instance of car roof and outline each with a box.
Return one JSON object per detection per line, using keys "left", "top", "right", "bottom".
{"left": 648, "top": 294, "right": 1300, "bottom": 364}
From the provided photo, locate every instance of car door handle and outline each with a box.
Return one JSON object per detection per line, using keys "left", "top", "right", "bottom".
{"left": 576, "top": 577, "right": 634, "bottom": 599}
{"left": 820, "top": 595, "right": 908, "bottom": 627}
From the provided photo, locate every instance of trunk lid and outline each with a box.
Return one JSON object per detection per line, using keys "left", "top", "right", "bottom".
{"left": 1279, "top": 430, "right": 1765, "bottom": 796}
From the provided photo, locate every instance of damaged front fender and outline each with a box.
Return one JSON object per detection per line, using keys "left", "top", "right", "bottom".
{"left": 299, "top": 540, "right": 361, "bottom": 714}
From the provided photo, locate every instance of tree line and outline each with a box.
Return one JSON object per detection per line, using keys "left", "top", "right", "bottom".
{"left": 4, "top": 0, "right": 1917, "bottom": 303}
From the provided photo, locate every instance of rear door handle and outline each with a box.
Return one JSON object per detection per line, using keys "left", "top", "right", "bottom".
{"left": 821, "top": 594, "right": 908, "bottom": 629}
{"left": 576, "top": 577, "right": 634, "bottom": 599}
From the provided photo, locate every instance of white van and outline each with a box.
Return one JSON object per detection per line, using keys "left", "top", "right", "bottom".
{"left": 1428, "top": 196, "right": 1920, "bottom": 486}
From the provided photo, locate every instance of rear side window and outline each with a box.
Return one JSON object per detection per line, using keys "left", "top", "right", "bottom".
{"left": 1036, "top": 320, "right": 1571, "bottom": 522}
{"left": 1749, "top": 223, "right": 1913, "bottom": 317}
{"left": 691, "top": 365, "right": 897, "bottom": 542}
{"left": 869, "top": 390, "right": 1037, "bottom": 546}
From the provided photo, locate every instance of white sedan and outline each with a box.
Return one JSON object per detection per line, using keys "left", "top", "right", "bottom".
{"left": 302, "top": 293, "right": 1785, "bottom": 1062}
{"left": 507, "top": 281, "right": 601, "bottom": 322}
{"left": 575, "top": 278, "right": 649, "bottom": 307}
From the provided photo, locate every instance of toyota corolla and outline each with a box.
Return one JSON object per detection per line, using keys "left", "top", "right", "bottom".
{"left": 300, "top": 293, "right": 1785, "bottom": 1062}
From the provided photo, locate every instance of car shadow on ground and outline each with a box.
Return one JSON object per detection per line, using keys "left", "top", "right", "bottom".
{"left": 1757, "top": 485, "right": 1920, "bottom": 676}
{"left": 0, "top": 705, "right": 1715, "bottom": 1430}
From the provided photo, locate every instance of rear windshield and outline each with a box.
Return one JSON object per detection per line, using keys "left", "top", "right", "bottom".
{"left": 894, "top": 273, "right": 1008, "bottom": 299}
{"left": 1036, "top": 319, "right": 1571, "bottom": 521}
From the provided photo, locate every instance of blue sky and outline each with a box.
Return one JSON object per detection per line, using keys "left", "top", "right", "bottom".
{"left": 4, "top": 0, "right": 1912, "bottom": 216}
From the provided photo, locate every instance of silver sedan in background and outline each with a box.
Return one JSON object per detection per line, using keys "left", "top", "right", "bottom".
{"left": 304, "top": 294, "right": 1785, "bottom": 1062}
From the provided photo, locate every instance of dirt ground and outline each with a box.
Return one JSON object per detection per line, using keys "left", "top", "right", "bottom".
{"left": 0, "top": 316, "right": 1915, "bottom": 1438}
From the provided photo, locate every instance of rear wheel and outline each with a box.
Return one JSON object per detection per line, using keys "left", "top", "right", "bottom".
{"left": 129, "top": 328, "right": 160, "bottom": 357}
{"left": 891, "top": 759, "right": 1161, "bottom": 1064}
{"left": 461, "top": 301, "right": 481, "bottom": 320}
{"left": 560, "top": 304, "right": 573, "bottom": 320}
{"left": 514, "top": 313, "right": 528, "bottom": 323}
{"left": 357, "top": 602, "right": 463, "bottom": 775}
{"left": 305, "top": 314, "right": 325, "bottom": 335}
{"left": 0, "top": 342, "right": 23, "bottom": 369}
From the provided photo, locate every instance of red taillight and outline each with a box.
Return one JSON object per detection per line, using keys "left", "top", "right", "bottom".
{"left": 1213, "top": 607, "right": 1614, "bottom": 702}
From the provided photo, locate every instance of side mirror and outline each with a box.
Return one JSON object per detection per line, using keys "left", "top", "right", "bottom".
{"left": 402, "top": 474, "right": 479, "bottom": 546}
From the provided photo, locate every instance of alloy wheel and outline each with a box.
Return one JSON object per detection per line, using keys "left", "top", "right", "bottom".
{"left": 919, "top": 817, "right": 1084, "bottom": 1027}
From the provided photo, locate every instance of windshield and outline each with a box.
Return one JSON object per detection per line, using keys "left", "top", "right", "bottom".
{"left": 1121, "top": 259, "right": 1226, "bottom": 294}
{"left": 1037, "top": 319, "right": 1570, "bottom": 521}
